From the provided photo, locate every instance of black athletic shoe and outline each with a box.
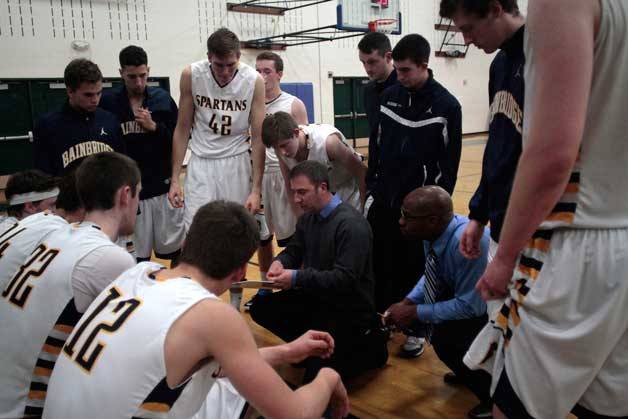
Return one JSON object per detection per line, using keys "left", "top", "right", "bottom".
{"left": 468, "top": 402, "right": 493, "bottom": 419}
{"left": 444, "top": 371, "right": 463, "bottom": 385}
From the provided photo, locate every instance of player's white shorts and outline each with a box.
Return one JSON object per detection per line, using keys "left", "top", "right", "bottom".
{"left": 184, "top": 152, "right": 251, "bottom": 230}
{"left": 467, "top": 228, "right": 628, "bottom": 418}
{"left": 262, "top": 168, "right": 296, "bottom": 243}
{"left": 135, "top": 193, "right": 185, "bottom": 259}
{"left": 191, "top": 378, "right": 247, "bottom": 419}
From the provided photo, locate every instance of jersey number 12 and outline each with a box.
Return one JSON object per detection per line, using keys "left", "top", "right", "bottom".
{"left": 63, "top": 287, "right": 141, "bottom": 372}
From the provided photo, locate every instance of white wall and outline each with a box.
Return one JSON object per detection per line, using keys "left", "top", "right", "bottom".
{"left": 0, "top": 0, "right": 527, "bottom": 133}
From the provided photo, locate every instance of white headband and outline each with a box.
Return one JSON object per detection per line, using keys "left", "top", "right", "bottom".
{"left": 8, "top": 188, "right": 60, "bottom": 206}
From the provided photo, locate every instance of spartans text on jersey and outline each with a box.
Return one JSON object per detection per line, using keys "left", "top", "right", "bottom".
{"left": 195, "top": 95, "right": 247, "bottom": 112}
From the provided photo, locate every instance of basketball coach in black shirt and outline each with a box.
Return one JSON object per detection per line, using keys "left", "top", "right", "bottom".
{"left": 250, "top": 160, "right": 388, "bottom": 383}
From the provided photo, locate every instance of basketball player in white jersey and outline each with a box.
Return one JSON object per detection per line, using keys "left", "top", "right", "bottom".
{"left": 168, "top": 28, "right": 266, "bottom": 227}
{"left": 168, "top": 27, "right": 265, "bottom": 310}
{"left": 44, "top": 201, "right": 350, "bottom": 419}
{"left": 0, "top": 153, "right": 138, "bottom": 418}
{"left": 0, "top": 170, "right": 58, "bottom": 234}
{"left": 472, "top": 1, "right": 628, "bottom": 418}
{"left": 0, "top": 173, "right": 84, "bottom": 290}
{"left": 244, "top": 52, "right": 308, "bottom": 310}
{"left": 262, "top": 111, "right": 366, "bottom": 211}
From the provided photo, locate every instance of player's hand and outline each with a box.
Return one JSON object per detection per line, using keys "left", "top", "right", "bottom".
{"left": 384, "top": 302, "right": 418, "bottom": 329}
{"left": 328, "top": 373, "right": 351, "bottom": 419}
{"left": 460, "top": 220, "right": 485, "bottom": 259}
{"left": 286, "top": 330, "right": 335, "bottom": 363}
{"left": 168, "top": 181, "right": 184, "bottom": 208}
{"left": 134, "top": 107, "right": 157, "bottom": 132}
{"left": 476, "top": 255, "right": 515, "bottom": 301}
{"left": 245, "top": 192, "right": 261, "bottom": 214}
{"left": 268, "top": 269, "right": 293, "bottom": 290}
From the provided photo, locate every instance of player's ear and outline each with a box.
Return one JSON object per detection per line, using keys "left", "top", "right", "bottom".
{"left": 117, "top": 185, "right": 131, "bottom": 207}
{"left": 384, "top": 51, "right": 392, "bottom": 62}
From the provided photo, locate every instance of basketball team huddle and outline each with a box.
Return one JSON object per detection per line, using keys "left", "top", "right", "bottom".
{"left": 2, "top": 0, "right": 628, "bottom": 418}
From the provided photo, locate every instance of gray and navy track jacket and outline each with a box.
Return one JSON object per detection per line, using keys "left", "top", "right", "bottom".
{"left": 371, "top": 70, "right": 462, "bottom": 209}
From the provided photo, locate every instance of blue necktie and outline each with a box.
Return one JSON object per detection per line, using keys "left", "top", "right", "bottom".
{"left": 423, "top": 247, "right": 440, "bottom": 341}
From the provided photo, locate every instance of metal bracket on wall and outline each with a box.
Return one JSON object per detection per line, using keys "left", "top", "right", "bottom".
{"left": 228, "top": 0, "right": 369, "bottom": 49}
{"left": 227, "top": 0, "right": 332, "bottom": 15}
{"left": 240, "top": 24, "right": 366, "bottom": 49}
{"left": 434, "top": 18, "right": 469, "bottom": 58}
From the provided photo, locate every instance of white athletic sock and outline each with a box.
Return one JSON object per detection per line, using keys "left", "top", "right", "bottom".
{"left": 229, "top": 289, "right": 243, "bottom": 311}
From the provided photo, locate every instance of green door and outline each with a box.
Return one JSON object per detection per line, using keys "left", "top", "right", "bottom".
{"left": 0, "top": 81, "right": 34, "bottom": 175}
{"left": 333, "top": 77, "right": 370, "bottom": 147}
{"left": 30, "top": 80, "right": 68, "bottom": 123}
{"left": 352, "top": 78, "right": 370, "bottom": 139}
{"left": 333, "top": 78, "right": 355, "bottom": 140}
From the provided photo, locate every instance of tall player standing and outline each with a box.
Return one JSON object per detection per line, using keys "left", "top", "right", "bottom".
{"left": 168, "top": 28, "right": 265, "bottom": 309}
{"left": 246, "top": 52, "right": 308, "bottom": 310}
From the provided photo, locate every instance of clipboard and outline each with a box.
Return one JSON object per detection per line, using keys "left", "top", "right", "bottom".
{"left": 231, "top": 280, "right": 281, "bottom": 290}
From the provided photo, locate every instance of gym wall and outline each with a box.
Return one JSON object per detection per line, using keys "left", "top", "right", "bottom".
{"left": 0, "top": 0, "right": 527, "bottom": 134}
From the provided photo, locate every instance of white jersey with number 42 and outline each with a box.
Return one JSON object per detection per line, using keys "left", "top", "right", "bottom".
{"left": 190, "top": 61, "right": 258, "bottom": 159}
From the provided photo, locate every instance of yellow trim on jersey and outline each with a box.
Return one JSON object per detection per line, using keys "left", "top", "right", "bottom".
{"left": 34, "top": 366, "right": 52, "bottom": 377}
{"left": 517, "top": 264, "right": 539, "bottom": 280}
{"left": 564, "top": 182, "right": 580, "bottom": 194}
{"left": 140, "top": 402, "right": 171, "bottom": 413}
{"left": 54, "top": 324, "right": 73, "bottom": 334}
{"left": 43, "top": 344, "right": 62, "bottom": 355}
{"left": 28, "top": 390, "right": 46, "bottom": 400}
{"left": 545, "top": 212, "right": 575, "bottom": 223}
{"left": 527, "top": 237, "right": 551, "bottom": 253}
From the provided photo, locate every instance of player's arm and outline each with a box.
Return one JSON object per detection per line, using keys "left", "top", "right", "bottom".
{"left": 291, "top": 98, "right": 309, "bottom": 125}
{"left": 169, "top": 66, "right": 194, "bottom": 208}
{"left": 246, "top": 75, "right": 267, "bottom": 213}
{"left": 165, "top": 300, "right": 350, "bottom": 419}
{"left": 325, "top": 133, "right": 367, "bottom": 208}
{"left": 477, "top": 0, "right": 597, "bottom": 298}
{"left": 258, "top": 330, "right": 334, "bottom": 367}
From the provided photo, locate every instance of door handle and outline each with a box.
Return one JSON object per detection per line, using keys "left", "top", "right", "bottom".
{"left": 0, "top": 131, "right": 33, "bottom": 143}
{"left": 335, "top": 112, "right": 354, "bottom": 118}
